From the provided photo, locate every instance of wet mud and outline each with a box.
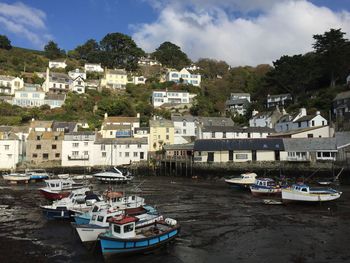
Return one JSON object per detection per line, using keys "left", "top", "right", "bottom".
{"left": 0, "top": 176, "right": 349, "bottom": 263}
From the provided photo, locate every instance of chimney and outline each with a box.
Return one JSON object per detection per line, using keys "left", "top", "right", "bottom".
{"left": 282, "top": 108, "right": 287, "bottom": 115}
{"left": 45, "top": 67, "right": 50, "bottom": 92}
{"left": 252, "top": 109, "right": 259, "bottom": 116}
{"left": 31, "top": 118, "right": 35, "bottom": 122}
{"left": 300, "top": 108, "right": 307, "bottom": 117}
{"left": 316, "top": 111, "right": 320, "bottom": 115}
{"left": 104, "top": 112, "right": 108, "bottom": 119}
{"left": 137, "top": 113, "right": 140, "bottom": 118}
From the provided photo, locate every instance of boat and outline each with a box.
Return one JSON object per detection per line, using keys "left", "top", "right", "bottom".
{"left": 224, "top": 172, "right": 257, "bottom": 188}
{"left": 99, "top": 215, "right": 180, "bottom": 257}
{"left": 263, "top": 199, "right": 283, "bottom": 205}
{"left": 73, "top": 192, "right": 145, "bottom": 225}
{"left": 250, "top": 178, "right": 282, "bottom": 196}
{"left": 73, "top": 206, "right": 163, "bottom": 243}
{"left": 57, "top": 174, "right": 70, "bottom": 179}
{"left": 93, "top": 167, "right": 133, "bottom": 183}
{"left": 40, "top": 188, "right": 101, "bottom": 219}
{"left": 39, "top": 179, "right": 86, "bottom": 200}
{"left": 2, "top": 173, "right": 30, "bottom": 184}
{"left": 282, "top": 184, "right": 342, "bottom": 203}
{"left": 25, "top": 169, "right": 50, "bottom": 181}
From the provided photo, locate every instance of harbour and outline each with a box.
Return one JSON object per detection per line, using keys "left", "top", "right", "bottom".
{"left": 1, "top": 173, "right": 350, "bottom": 262}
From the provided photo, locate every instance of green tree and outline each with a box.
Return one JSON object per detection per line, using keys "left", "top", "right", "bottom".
{"left": 313, "top": 28, "right": 350, "bottom": 87}
{"left": 197, "top": 58, "right": 229, "bottom": 79}
{"left": 152, "top": 42, "right": 191, "bottom": 70}
{"left": 44, "top": 41, "right": 65, "bottom": 59}
{"left": 0, "top": 35, "right": 12, "bottom": 50}
{"left": 99, "top": 33, "right": 145, "bottom": 71}
{"left": 74, "top": 39, "right": 100, "bottom": 61}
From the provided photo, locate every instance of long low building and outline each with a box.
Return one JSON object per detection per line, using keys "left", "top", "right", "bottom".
{"left": 193, "top": 138, "right": 338, "bottom": 163}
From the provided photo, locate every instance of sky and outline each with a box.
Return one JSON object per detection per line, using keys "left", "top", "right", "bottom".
{"left": 0, "top": 0, "right": 350, "bottom": 66}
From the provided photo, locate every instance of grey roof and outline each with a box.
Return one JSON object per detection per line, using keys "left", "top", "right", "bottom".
{"left": 45, "top": 93, "right": 66, "bottom": 101}
{"left": 52, "top": 122, "right": 77, "bottom": 133}
{"left": 95, "top": 137, "right": 148, "bottom": 145}
{"left": 65, "top": 131, "right": 95, "bottom": 136}
{"left": 149, "top": 119, "right": 174, "bottom": 127}
{"left": 0, "top": 75, "right": 16, "bottom": 81}
{"left": 202, "top": 126, "right": 274, "bottom": 133}
{"left": 164, "top": 142, "right": 194, "bottom": 151}
{"left": 269, "top": 125, "right": 328, "bottom": 137}
{"left": 194, "top": 138, "right": 284, "bottom": 151}
{"left": 334, "top": 91, "right": 350, "bottom": 101}
{"left": 283, "top": 138, "right": 337, "bottom": 151}
{"left": 335, "top": 132, "right": 350, "bottom": 148}
{"left": 225, "top": 98, "right": 250, "bottom": 106}
{"left": 200, "top": 117, "right": 234, "bottom": 127}
{"left": 0, "top": 126, "right": 13, "bottom": 133}
{"left": 267, "top": 93, "right": 292, "bottom": 99}
{"left": 107, "top": 69, "right": 127, "bottom": 75}
{"left": 230, "top": 93, "right": 250, "bottom": 96}
{"left": 277, "top": 114, "right": 293, "bottom": 123}
{"left": 135, "top": 127, "right": 150, "bottom": 132}
{"left": 294, "top": 115, "right": 316, "bottom": 122}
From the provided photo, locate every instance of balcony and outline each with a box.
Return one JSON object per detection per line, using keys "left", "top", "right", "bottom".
{"left": 286, "top": 156, "right": 309, "bottom": 162}
{"left": 68, "top": 155, "right": 89, "bottom": 160}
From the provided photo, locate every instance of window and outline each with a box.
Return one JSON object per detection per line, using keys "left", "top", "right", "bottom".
{"left": 137, "top": 144, "right": 141, "bottom": 148}
{"left": 84, "top": 151, "right": 88, "bottom": 156}
{"left": 55, "top": 153, "right": 60, "bottom": 158}
{"left": 102, "top": 152, "right": 106, "bottom": 157}
{"left": 166, "top": 128, "right": 169, "bottom": 133}
{"left": 97, "top": 215, "right": 104, "bottom": 222}
{"left": 43, "top": 153, "right": 49, "bottom": 159}
{"left": 101, "top": 144, "right": 106, "bottom": 151}
{"left": 322, "top": 121, "right": 325, "bottom": 126}
{"left": 140, "top": 152, "right": 144, "bottom": 159}
{"left": 298, "top": 122, "right": 301, "bottom": 128}
{"left": 4, "top": 145, "right": 9, "bottom": 150}
{"left": 32, "top": 153, "right": 37, "bottom": 158}
{"left": 119, "top": 152, "right": 122, "bottom": 157}
{"left": 124, "top": 223, "right": 134, "bottom": 233}
{"left": 125, "top": 152, "right": 129, "bottom": 157}
{"left": 110, "top": 131, "right": 113, "bottom": 135}
{"left": 54, "top": 136, "right": 58, "bottom": 141}
{"left": 183, "top": 129, "right": 186, "bottom": 135}
{"left": 113, "top": 225, "right": 121, "bottom": 233}
{"left": 311, "top": 120, "right": 315, "bottom": 126}
{"left": 229, "top": 150, "right": 233, "bottom": 161}
{"left": 72, "top": 151, "right": 79, "bottom": 156}
{"left": 36, "top": 145, "right": 41, "bottom": 150}
{"left": 236, "top": 154, "right": 248, "bottom": 160}
{"left": 166, "top": 135, "right": 169, "bottom": 140}
{"left": 84, "top": 142, "right": 88, "bottom": 146}
{"left": 72, "top": 143, "right": 79, "bottom": 148}
{"left": 133, "top": 152, "right": 138, "bottom": 157}
{"left": 36, "top": 136, "right": 41, "bottom": 140}
{"left": 212, "top": 132, "right": 215, "bottom": 138}
{"left": 223, "top": 132, "right": 226, "bottom": 138}
{"left": 207, "top": 152, "right": 214, "bottom": 162}
{"left": 52, "top": 144, "right": 57, "bottom": 149}
{"left": 307, "top": 134, "right": 313, "bottom": 138}
{"left": 183, "top": 121, "right": 186, "bottom": 127}
{"left": 126, "top": 144, "right": 130, "bottom": 148}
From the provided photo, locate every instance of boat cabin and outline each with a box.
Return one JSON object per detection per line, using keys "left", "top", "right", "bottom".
{"left": 109, "top": 216, "right": 138, "bottom": 238}
{"left": 292, "top": 184, "right": 310, "bottom": 193}
{"left": 255, "top": 178, "right": 276, "bottom": 187}
{"left": 45, "top": 179, "right": 75, "bottom": 191}
{"left": 91, "top": 210, "right": 123, "bottom": 226}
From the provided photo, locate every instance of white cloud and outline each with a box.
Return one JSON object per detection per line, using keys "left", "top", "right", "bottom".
{"left": 0, "top": 2, "right": 50, "bottom": 48}
{"left": 133, "top": 0, "right": 350, "bottom": 66}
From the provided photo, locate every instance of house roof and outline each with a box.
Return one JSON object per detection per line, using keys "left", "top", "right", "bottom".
{"left": 0, "top": 75, "right": 17, "bottom": 81}
{"left": 0, "top": 131, "right": 19, "bottom": 140}
{"left": 200, "top": 117, "right": 234, "bottom": 127}
{"left": 335, "top": 132, "right": 350, "bottom": 149}
{"left": 45, "top": 93, "right": 66, "bottom": 101}
{"left": 135, "top": 127, "right": 150, "bottom": 133}
{"left": 267, "top": 93, "right": 292, "bottom": 99}
{"left": 30, "top": 121, "right": 53, "bottom": 129}
{"left": 149, "top": 119, "right": 174, "bottom": 127}
{"left": 102, "top": 124, "right": 131, "bottom": 130}
{"left": 194, "top": 138, "right": 284, "bottom": 151}
{"left": 65, "top": 131, "right": 95, "bottom": 136}
{"left": 106, "top": 69, "right": 127, "bottom": 75}
{"left": 202, "top": 126, "right": 274, "bottom": 133}
{"left": 334, "top": 91, "right": 350, "bottom": 101}
{"left": 52, "top": 122, "right": 77, "bottom": 133}
{"left": 164, "top": 142, "right": 194, "bottom": 151}
{"left": 283, "top": 138, "right": 337, "bottom": 151}
{"left": 27, "top": 131, "right": 64, "bottom": 140}
{"left": 268, "top": 125, "right": 328, "bottom": 137}
{"left": 94, "top": 137, "right": 147, "bottom": 145}
{"left": 104, "top": 116, "right": 139, "bottom": 124}
{"left": 0, "top": 126, "right": 13, "bottom": 133}
{"left": 230, "top": 93, "right": 250, "bottom": 96}
{"left": 225, "top": 98, "right": 250, "bottom": 106}
{"left": 293, "top": 115, "right": 317, "bottom": 122}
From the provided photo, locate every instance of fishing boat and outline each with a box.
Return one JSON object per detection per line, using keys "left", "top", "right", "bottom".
{"left": 25, "top": 169, "right": 50, "bottom": 181}
{"left": 225, "top": 172, "right": 257, "bottom": 188}
{"left": 2, "top": 173, "right": 30, "bottom": 184}
{"left": 282, "top": 184, "right": 342, "bottom": 203}
{"left": 73, "top": 207, "right": 163, "bottom": 243}
{"left": 39, "top": 179, "right": 86, "bottom": 200}
{"left": 73, "top": 192, "right": 146, "bottom": 225}
{"left": 250, "top": 178, "right": 282, "bottom": 196}
{"left": 93, "top": 167, "right": 133, "bottom": 183}
{"left": 99, "top": 215, "right": 180, "bottom": 257}
{"left": 40, "top": 188, "right": 101, "bottom": 219}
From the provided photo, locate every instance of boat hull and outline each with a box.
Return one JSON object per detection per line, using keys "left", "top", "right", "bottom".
{"left": 40, "top": 189, "right": 70, "bottom": 200}
{"left": 41, "top": 207, "right": 73, "bottom": 219}
{"left": 73, "top": 223, "right": 107, "bottom": 243}
{"left": 74, "top": 213, "right": 91, "bottom": 225}
{"left": 250, "top": 187, "right": 281, "bottom": 197}
{"left": 3, "top": 176, "right": 30, "bottom": 184}
{"left": 29, "top": 175, "right": 49, "bottom": 181}
{"left": 225, "top": 181, "right": 252, "bottom": 189}
{"left": 282, "top": 189, "right": 341, "bottom": 202}
{"left": 100, "top": 226, "right": 180, "bottom": 256}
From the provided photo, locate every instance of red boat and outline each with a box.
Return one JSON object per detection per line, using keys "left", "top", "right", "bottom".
{"left": 40, "top": 179, "right": 86, "bottom": 200}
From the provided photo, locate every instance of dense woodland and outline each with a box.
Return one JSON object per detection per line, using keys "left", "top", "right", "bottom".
{"left": 0, "top": 28, "right": 349, "bottom": 128}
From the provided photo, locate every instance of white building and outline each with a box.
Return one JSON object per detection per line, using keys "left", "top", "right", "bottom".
{"left": 12, "top": 84, "right": 65, "bottom": 109}
{"left": 129, "top": 76, "right": 146, "bottom": 85}
{"left": 269, "top": 125, "right": 332, "bottom": 139}
{"left": 68, "top": 69, "right": 86, "bottom": 80}
{"left": 70, "top": 76, "right": 85, "bottom": 94}
{"left": 61, "top": 132, "right": 96, "bottom": 167}
{"left": 225, "top": 93, "right": 251, "bottom": 116}
{"left": 275, "top": 108, "right": 328, "bottom": 132}
{"left": 166, "top": 68, "right": 201, "bottom": 87}
{"left": 249, "top": 108, "right": 284, "bottom": 128}
{"left": 42, "top": 68, "right": 71, "bottom": 93}
{"left": 267, "top": 94, "right": 292, "bottom": 108}
{"left": 138, "top": 57, "right": 162, "bottom": 67}
{"left": 201, "top": 126, "right": 274, "bottom": 139}
{"left": 49, "top": 60, "right": 67, "bottom": 69}
{"left": 0, "top": 75, "right": 24, "bottom": 94}
{"left": 0, "top": 131, "right": 21, "bottom": 170}
{"left": 93, "top": 137, "right": 148, "bottom": 166}
{"left": 100, "top": 113, "right": 140, "bottom": 138}
{"left": 100, "top": 69, "right": 128, "bottom": 89}
{"left": 84, "top": 63, "right": 104, "bottom": 73}
{"left": 152, "top": 90, "right": 195, "bottom": 108}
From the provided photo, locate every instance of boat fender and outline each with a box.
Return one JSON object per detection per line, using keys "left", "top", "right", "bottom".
{"left": 165, "top": 218, "right": 177, "bottom": 226}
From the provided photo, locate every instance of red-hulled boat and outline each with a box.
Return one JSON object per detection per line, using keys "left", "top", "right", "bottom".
{"left": 40, "top": 179, "right": 86, "bottom": 200}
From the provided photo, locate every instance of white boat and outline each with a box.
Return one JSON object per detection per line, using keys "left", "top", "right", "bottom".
{"left": 25, "top": 169, "right": 50, "bottom": 180}
{"left": 93, "top": 167, "right": 133, "bottom": 183}
{"left": 57, "top": 174, "right": 70, "bottom": 179}
{"left": 39, "top": 179, "right": 86, "bottom": 200}
{"left": 225, "top": 172, "right": 257, "bottom": 188}
{"left": 250, "top": 178, "right": 282, "bottom": 196}
{"left": 73, "top": 207, "right": 163, "bottom": 243}
{"left": 282, "top": 184, "right": 342, "bottom": 203}
{"left": 2, "top": 173, "right": 30, "bottom": 184}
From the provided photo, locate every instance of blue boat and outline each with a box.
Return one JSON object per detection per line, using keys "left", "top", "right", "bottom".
{"left": 99, "top": 216, "right": 180, "bottom": 257}
{"left": 26, "top": 169, "right": 49, "bottom": 181}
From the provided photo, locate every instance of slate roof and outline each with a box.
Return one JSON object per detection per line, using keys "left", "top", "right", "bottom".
{"left": 27, "top": 131, "right": 64, "bottom": 140}
{"left": 102, "top": 124, "right": 131, "bottom": 130}
{"left": 0, "top": 131, "right": 19, "bottom": 140}
{"left": 200, "top": 117, "right": 234, "bottom": 127}
{"left": 0, "top": 75, "right": 16, "bottom": 81}
{"left": 94, "top": 137, "right": 147, "bottom": 145}
{"left": 225, "top": 98, "right": 250, "bottom": 106}
{"left": 30, "top": 121, "right": 53, "bottom": 129}
{"left": 149, "top": 119, "right": 174, "bottom": 127}
{"left": 163, "top": 142, "right": 194, "bottom": 151}
{"left": 334, "top": 91, "right": 350, "bottom": 101}
{"left": 104, "top": 116, "right": 139, "bottom": 123}
{"left": 335, "top": 132, "right": 350, "bottom": 148}
{"left": 194, "top": 138, "right": 284, "bottom": 151}
{"left": 283, "top": 138, "right": 337, "bottom": 151}
{"left": 293, "top": 115, "right": 316, "bottom": 122}
{"left": 267, "top": 93, "right": 292, "bottom": 99}
{"left": 45, "top": 93, "right": 66, "bottom": 101}
{"left": 52, "top": 122, "right": 77, "bottom": 133}
{"left": 202, "top": 126, "right": 274, "bottom": 133}
{"left": 268, "top": 125, "right": 328, "bottom": 137}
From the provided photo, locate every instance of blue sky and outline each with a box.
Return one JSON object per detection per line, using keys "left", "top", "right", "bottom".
{"left": 0, "top": 0, "right": 350, "bottom": 66}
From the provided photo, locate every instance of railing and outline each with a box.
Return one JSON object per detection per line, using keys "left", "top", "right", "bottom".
{"left": 287, "top": 156, "right": 309, "bottom": 162}
{"left": 68, "top": 155, "right": 89, "bottom": 160}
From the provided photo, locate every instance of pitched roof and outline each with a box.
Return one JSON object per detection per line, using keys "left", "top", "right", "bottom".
{"left": 335, "top": 132, "right": 350, "bottom": 149}
{"left": 30, "top": 121, "right": 53, "bottom": 129}
{"left": 94, "top": 137, "right": 147, "bottom": 145}
{"left": 52, "top": 122, "right": 77, "bottom": 133}
{"left": 27, "top": 131, "right": 64, "bottom": 140}
{"left": 283, "top": 138, "right": 337, "bottom": 151}
{"left": 334, "top": 91, "right": 350, "bottom": 101}
{"left": 104, "top": 116, "right": 139, "bottom": 124}
{"left": 0, "top": 75, "right": 16, "bottom": 81}
{"left": 102, "top": 124, "right": 131, "bottom": 130}
{"left": 163, "top": 142, "right": 194, "bottom": 151}
{"left": 106, "top": 69, "right": 127, "bottom": 75}
{"left": 294, "top": 115, "right": 317, "bottom": 122}
{"left": 149, "top": 119, "right": 174, "bottom": 127}
{"left": 45, "top": 93, "right": 66, "bottom": 101}
{"left": 194, "top": 138, "right": 284, "bottom": 151}
{"left": 226, "top": 98, "right": 250, "bottom": 106}
{"left": 267, "top": 93, "right": 292, "bottom": 99}
{"left": 202, "top": 126, "right": 274, "bottom": 133}
{"left": 268, "top": 125, "right": 328, "bottom": 137}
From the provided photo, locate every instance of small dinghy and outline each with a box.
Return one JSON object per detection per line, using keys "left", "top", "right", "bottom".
{"left": 2, "top": 173, "right": 30, "bottom": 184}
{"left": 263, "top": 199, "right": 283, "bottom": 205}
